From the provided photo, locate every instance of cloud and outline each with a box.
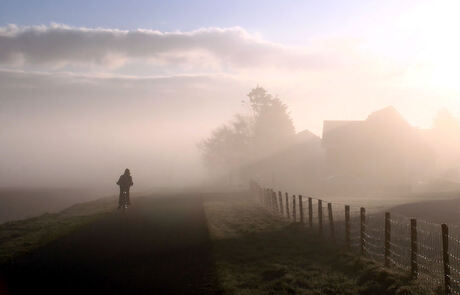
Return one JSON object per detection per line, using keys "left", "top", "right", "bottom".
{"left": 0, "top": 68, "right": 251, "bottom": 128}
{"left": 0, "top": 24, "right": 333, "bottom": 70}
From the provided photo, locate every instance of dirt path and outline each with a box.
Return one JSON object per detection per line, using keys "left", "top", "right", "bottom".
{"left": 0, "top": 195, "right": 221, "bottom": 295}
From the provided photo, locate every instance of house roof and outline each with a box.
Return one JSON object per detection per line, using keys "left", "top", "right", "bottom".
{"left": 322, "top": 106, "right": 424, "bottom": 150}
{"left": 322, "top": 120, "right": 363, "bottom": 139}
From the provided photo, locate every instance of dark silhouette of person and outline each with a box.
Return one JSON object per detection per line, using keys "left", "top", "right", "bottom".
{"left": 116, "top": 168, "right": 133, "bottom": 208}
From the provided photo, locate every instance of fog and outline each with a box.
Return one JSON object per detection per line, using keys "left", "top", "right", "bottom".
{"left": 1, "top": 20, "right": 460, "bottom": 198}
{"left": 0, "top": 71, "right": 251, "bottom": 192}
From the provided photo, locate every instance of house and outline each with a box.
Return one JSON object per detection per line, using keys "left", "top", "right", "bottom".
{"left": 322, "top": 106, "right": 435, "bottom": 193}
{"left": 241, "top": 129, "right": 325, "bottom": 193}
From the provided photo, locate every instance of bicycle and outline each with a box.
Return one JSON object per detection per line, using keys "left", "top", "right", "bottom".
{"left": 119, "top": 190, "right": 130, "bottom": 210}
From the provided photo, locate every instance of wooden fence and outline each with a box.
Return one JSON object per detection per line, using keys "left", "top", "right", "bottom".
{"left": 254, "top": 185, "right": 460, "bottom": 295}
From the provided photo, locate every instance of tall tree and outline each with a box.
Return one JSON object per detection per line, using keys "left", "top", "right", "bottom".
{"left": 248, "top": 86, "right": 295, "bottom": 155}
{"left": 200, "top": 86, "right": 295, "bottom": 172}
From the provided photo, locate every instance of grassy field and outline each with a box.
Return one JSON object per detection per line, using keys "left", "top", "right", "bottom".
{"left": 278, "top": 190, "right": 460, "bottom": 214}
{"left": 0, "top": 196, "right": 116, "bottom": 263}
{"left": 390, "top": 195, "right": 460, "bottom": 225}
{"left": 204, "top": 193, "right": 433, "bottom": 295}
{"left": 0, "top": 188, "right": 100, "bottom": 223}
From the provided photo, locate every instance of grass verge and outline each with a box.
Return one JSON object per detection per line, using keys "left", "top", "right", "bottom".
{"left": 0, "top": 196, "right": 116, "bottom": 263}
{"left": 204, "top": 193, "right": 434, "bottom": 295}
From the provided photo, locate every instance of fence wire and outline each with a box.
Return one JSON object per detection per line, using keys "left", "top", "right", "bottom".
{"left": 255, "top": 185, "right": 460, "bottom": 294}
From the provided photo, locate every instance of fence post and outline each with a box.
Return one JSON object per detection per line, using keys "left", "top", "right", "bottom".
{"left": 385, "top": 212, "right": 391, "bottom": 267}
{"left": 318, "top": 199, "right": 323, "bottom": 236}
{"left": 292, "top": 195, "right": 296, "bottom": 222}
{"left": 264, "top": 189, "right": 269, "bottom": 208}
{"left": 345, "top": 205, "right": 350, "bottom": 250}
{"left": 278, "top": 191, "right": 284, "bottom": 216}
{"left": 299, "top": 195, "right": 304, "bottom": 224}
{"left": 267, "top": 189, "right": 275, "bottom": 211}
{"left": 258, "top": 187, "right": 262, "bottom": 204}
{"left": 260, "top": 187, "right": 264, "bottom": 205}
{"left": 360, "top": 207, "right": 366, "bottom": 256}
{"left": 262, "top": 188, "right": 265, "bottom": 207}
{"left": 259, "top": 188, "right": 264, "bottom": 206}
{"left": 328, "top": 203, "right": 335, "bottom": 241}
{"left": 308, "top": 197, "right": 313, "bottom": 228}
{"left": 270, "top": 190, "right": 273, "bottom": 210}
{"left": 272, "top": 190, "right": 279, "bottom": 213}
{"left": 285, "top": 193, "right": 290, "bottom": 219}
{"left": 268, "top": 189, "right": 273, "bottom": 211}
{"left": 442, "top": 224, "right": 451, "bottom": 295}
{"left": 410, "top": 218, "right": 418, "bottom": 279}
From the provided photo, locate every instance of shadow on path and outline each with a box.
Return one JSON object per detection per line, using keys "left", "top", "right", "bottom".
{"left": 0, "top": 195, "right": 221, "bottom": 295}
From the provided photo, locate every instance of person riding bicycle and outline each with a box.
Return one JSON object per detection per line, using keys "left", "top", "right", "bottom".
{"left": 116, "top": 168, "right": 133, "bottom": 208}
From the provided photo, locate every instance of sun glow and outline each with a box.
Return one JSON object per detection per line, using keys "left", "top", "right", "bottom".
{"left": 397, "top": 0, "right": 460, "bottom": 96}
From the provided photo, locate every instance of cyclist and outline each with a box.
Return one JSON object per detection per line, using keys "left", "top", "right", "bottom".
{"left": 116, "top": 168, "right": 133, "bottom": 209}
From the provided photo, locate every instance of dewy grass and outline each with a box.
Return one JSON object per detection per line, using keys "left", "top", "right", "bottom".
{"left": 204, "top": 193, "right": 434, "bottom": 295}
{"left": 0, "top": 196, "right": 116, "bottom": 263}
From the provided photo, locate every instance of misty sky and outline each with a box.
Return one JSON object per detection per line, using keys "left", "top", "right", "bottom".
{"left": 1, "top": 0, "right": 460, "bottom": 189}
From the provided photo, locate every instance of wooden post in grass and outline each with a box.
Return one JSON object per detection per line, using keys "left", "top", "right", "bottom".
{"left": 384, "top": 212, "right": 391, "bottom": 267}
{"left": 268, "top": 189, "right": 276, "bottom": 211}
{"left": 328, "top": 203, "right": 335, "bottom": 241}
{"left": 345, "top": 205, "right": 350, "bottom": 250}
{"left": 299, "top": 195, "right": 304, "bottom": 224}
{"left": 318, "top": 199, "right": 323, "bottom": 236}
{"left": 258, "top": 187, "right": 262, "bottom": 204}
{"left": 272, "top": 190, "right": 278, "bottom": 213}
{"left": 268, "top": 189, "right": 272, "bottom": 210}
{"left": 260, "top": 187, "right": 264, "bottom": 205}
{"left": 269, "top": 189, "right": 273, "bottom": 209}
{"left": 260, "top": 188, "right": 267, "bottom": 207}
{"left": 278, "top": 191, "right": 284, "bottom": 216}
{"left": 410, "top": 218, "right": 418, "bottom": 279}
{"left": 285, "top": 192, "right": 290, "bottom": 219}
{"left": 270, "top": 190, "right": 274, "bottom": 210}
{"left": 308, "top": 197, "right": 313, "bottom": 228}
{"left": 292, "top": 195, "right": 296, "bottom": 222}
{"left": 360, "top": 207, "right": 366, "bottom": 256}
{"left": 442, "top": 224, "right": 451, "bottom": 295}
{"left": 264, "top": 189, "right": 268, "bottom": 208}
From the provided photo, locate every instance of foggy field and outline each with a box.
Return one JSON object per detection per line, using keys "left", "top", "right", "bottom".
{"left": 204, "top": 193, "right": 429, "bottom": 295}
{"left": 280, "top": 190, "right": 460, "bottom": 225}
{"left": 0, "top": 188, "right": 100, "bottom": 223}
{"left": 271, "top": 190, "right": 460, "bottom": 214}
{"left": 317, "top": 190, "right": 460, "bottom": 225}
{"left": 0, "top": 196, "right": 116, "bottom": 262}
{"left": 390, "top": 194, "right": 460, "bottom": 225}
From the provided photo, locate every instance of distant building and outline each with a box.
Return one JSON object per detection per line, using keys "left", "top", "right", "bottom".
{"left": 243, "top": 106, "right": 447, "bottom": 195}
{"left": 322, "top": 106, "right": 435, "bottom": 193}
{"left": 240, "top": 129, "right": 325, "bottom": 193}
